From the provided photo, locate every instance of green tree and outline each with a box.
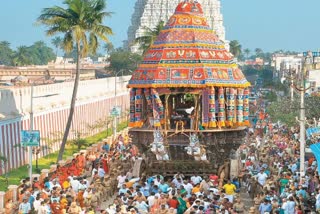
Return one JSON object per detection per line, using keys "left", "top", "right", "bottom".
{"left": 104, "top": 42, "right": 114, "bottom": 55}
{"left": 12, "top": 42, "right": 55, "bottom": 66}
{"left": 13, "top": 46, "right": 32, "bottom": 66}
{"left": 51, "top": 36, "right": 63, "bottom": 57}
{"left": 29, "top": 41, "right": 55, "bottom": 65}
{"left": 255, "top": 48, "right": 263, "bottom": 57}
{"left": 229, "top": 40, "right": 242, "bottom": 59}
{"left": 243, "top": 48, "right": 250, "bottom": 59}
{"left": 38, "top": 0, "right": 113, "bottom": 162}
{"left": 109, "top": 49, "right": 142, "bottom": 75}
{"left": 267, "top": 96, "right": 320, "bottom": 127}
{"left": 0, "top": 41, "right": 14, "bottom": 65}
{"left": 134, "top": 20, "right": 165, "bottom": 55}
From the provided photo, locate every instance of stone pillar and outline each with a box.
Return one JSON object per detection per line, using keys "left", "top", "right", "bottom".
{"left": 230, "top": 159, "right": 239, "bottom": 179}
{"left": 7, "top": 185, "right": 18, "bottom": 202}
{"left": 0, "top": 191, "right": 5, "bottom": 211}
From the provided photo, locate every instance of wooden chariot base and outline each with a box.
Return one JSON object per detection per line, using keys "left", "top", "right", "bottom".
{"left": 129, "top": 128, "right": 247, "bottom": 177}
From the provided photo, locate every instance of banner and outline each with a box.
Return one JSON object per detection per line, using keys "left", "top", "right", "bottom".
{"left": 129, "top": 89, "right": 136, "bottom": 127}
{"left": 307, "top": 127, "right": 320, "bottom": 139}
{"left": 310, "top": 143, "right": 320, "bottom": 173}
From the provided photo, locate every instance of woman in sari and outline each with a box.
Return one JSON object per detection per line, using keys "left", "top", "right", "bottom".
{"left": 279, "top": 174, "right": 289, "bottom": 194}
{"left": 177, "top": 191, "right": 187, "bottom": 214}
{"left": 101, "top": 154, "right": 109, "bottom": 174}
{"left": 69, "top": 158, "right": 81, "bottom": 176}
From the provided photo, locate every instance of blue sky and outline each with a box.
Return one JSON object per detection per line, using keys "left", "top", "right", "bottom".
{"left": 0, "top": 0, "right": 319, "bottom": 53}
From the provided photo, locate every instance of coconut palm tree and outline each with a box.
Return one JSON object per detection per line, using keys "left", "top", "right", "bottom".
{"left": 37, "top": 0, "right": 113, "bottom": 162}
{"left": 255, "top": 48, "right": 263, "bottom": 57}
{"left": 229, "top": 40, "right": 242, "bottom": 59}
{"left": 51, "top": 36, "right": 63, "bottom": 58}
{"left": 243, "top": 48, "right": 250, "bottom": 59}
{"left": 14, "top": 46, "right": 32, "bottom": 66}
{"left": 134, "top": 20, "right": 165, "bottom": 55}
{"left": 104, "top": 42, "right": 114, "bottom": 55}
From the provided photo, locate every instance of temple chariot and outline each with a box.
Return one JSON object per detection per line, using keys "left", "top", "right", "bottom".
{"left": 127, "top": 0, "right": 250, "bottom": 177}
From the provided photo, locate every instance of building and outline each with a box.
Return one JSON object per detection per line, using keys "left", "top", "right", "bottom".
{"left": 307, "top": 69, "right": 320, "bottom": 94}
{"left": 244, "top": 58, "right": 264, "bottom": 66}
{"left": 0, "top": 76, "right": 130, "bottom": 174}
{"left": 125, "top": 0, "right": 227, "bottom": 53}
{"left": 271, "top": 54, "right": 303, "bottom": 79}
{"left": 271, "top": 53, "right": 320, "bottom": 94}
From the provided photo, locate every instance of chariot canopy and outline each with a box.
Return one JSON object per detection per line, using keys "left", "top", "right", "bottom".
{"left": 128, "top": 0, "right": 250, "bottom": 130}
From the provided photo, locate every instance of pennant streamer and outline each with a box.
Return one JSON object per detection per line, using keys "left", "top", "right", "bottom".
{"left": 208, "top": 87, "right": 217, "bottom": 127}
{"left": 129, "top": 88, "right": 136, "bottom": 127}
{"left": 217, "top": 87, "right": 225, "bottom": 127}
{"left": 202, "top": 89, "right": 209, "bottom": 127}
{"left": 236, "top": 88, "right": 244, "bottom": 126}
{"left": 243, "top": 88, "right": 250, "bottom": 126}
{"left": 144, "top": 88, "right": 153, "bottom": 114}
{"left": 134, "top": 88, "right": 143, "bottom": 127}
{"left": 226, "top": 88, "right": 236, "bottom": 127}
{"left": 151, "top": 89, "right": 164, "bottom": 127}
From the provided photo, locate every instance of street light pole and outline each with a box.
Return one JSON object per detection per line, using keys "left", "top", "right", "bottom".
{"left": 113, "top": 72, "right": 118, "bottom": 140}
{"left": 29, "top": 83, "right": 34, "bottom": 183}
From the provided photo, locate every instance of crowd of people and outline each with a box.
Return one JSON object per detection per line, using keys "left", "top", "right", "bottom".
{"left": 239, "top": 102, "right": 319, "bottom": 214}
{"left": 106, "top": 171, "right": 245, "bottom": 214}
{"left": 5, "top": 133, "right": 139, "bottom": 214}
{"left": 5, "top": 97, "right": 320, "bottom": 214}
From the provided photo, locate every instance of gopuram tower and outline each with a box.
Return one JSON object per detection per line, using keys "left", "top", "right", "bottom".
{"left": 125, "top": 0, "right": 227, "bottom": 53}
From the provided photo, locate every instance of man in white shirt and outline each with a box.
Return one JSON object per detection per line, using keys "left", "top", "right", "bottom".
{"left": 256, "top": 169, "right": 268, "bottom": 186}
{"left": 182, "top": 180, "right": 193, "bottom": 197}
{"left": 70, "top": 177, "right": 80, "bottom": 193}
{"left": 98, "top": 165, "right": 105, "bottom": 178}
{"left": 191, "top": 174, "right": 202, "bottom": 185}
{"left": 172, "top": 177, "right": 183, "bottom": 189}
{"left": 117, "top": 172, "right": 127, "bottom": 188}
{"left": 78, "top": 179, "right": 87, "bottom": 191}
{"left": 147, "top": 192, "right": 156, "bottom": 207}
{"left": 50, "top": 179, "right": 61, "bottom": 191}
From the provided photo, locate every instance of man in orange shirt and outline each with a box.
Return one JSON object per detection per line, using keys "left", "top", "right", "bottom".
{"left": 191, "top": 183, "right": 201, "bottom": 194}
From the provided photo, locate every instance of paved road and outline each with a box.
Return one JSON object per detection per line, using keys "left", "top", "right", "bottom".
{"left": 239, "top": 185, "right": 254, "bottom": 212}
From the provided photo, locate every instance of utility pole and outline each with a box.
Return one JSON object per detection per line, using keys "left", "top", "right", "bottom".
{"left": 284, "top": 63, "right": 296, "bottom": 102}
{"left": 299, "top": 63, "right": 306, "bottom": 178}
{"left": 295, "top": 51, "right": 313, "bottom": 179}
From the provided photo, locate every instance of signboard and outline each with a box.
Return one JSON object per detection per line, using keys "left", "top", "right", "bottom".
{"left": 21, "top": 130, "right": 40, "bottom": 147}
{"left": 303, "top": 52, "right": 320, "bottom": 57}
{"left": 111, "top": 106, "right": 121, "bottom": 117}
